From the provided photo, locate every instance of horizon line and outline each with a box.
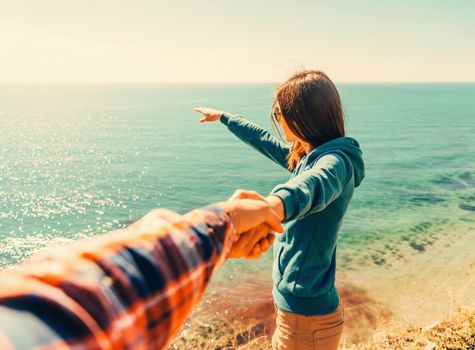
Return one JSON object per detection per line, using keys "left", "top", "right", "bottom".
{"left": 0, "top": 81, "right": 474, "bottom": 85}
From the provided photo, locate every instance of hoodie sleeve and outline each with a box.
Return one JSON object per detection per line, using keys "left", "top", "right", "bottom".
{"left": 270, "top": 153, "right": 351, "bottom": 222}
{"left": 220, "top": 112, "right": 291, "bottom": 171}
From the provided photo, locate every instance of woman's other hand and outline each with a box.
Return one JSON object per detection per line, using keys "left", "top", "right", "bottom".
{"left": 245, "top": 233, "right": 275, "bottom": 260}
{"left": 228, "top": 224, "right": 274, "bottom": 259}
{"left": 194, "top": 107, "right": 224, "bottom": 122}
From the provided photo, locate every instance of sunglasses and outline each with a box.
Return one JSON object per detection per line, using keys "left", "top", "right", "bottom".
{"left": 272, "top": 109, "right": 282, "bottom": 123}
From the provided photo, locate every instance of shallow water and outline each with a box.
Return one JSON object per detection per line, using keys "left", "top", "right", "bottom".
{"left": 1, "top": 83, "right": 474, "bottom": 344}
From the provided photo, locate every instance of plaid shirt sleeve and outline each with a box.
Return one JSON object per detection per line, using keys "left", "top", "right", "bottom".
{"left": 0, "top": 205, "right": 235, "bottom": 350}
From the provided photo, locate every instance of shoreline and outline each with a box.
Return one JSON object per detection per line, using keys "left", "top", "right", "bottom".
{"left": 340, "top": 217, "right": 475, "bottom": 328}
{"left": 170, "top": 217, "right": 475, "bottom": 349}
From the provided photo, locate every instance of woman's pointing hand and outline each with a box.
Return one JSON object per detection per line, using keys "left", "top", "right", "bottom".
{"left": 194, "top": 107, "right": 225, "bottom": 122}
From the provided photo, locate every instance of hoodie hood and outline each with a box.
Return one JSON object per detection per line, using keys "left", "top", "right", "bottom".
{"left": 306, "top": 137, "right": 365, "bottom": 187}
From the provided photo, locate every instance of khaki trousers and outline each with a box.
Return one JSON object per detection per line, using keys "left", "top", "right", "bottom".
{"left": 272, "top": 303, "right": 344, "bottom": 350}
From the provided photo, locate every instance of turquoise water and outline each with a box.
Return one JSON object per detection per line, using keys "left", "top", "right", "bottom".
{"left": 1, "top": 83, "right": 473, "bottom": 267}
{"left": 1, "top": 84, "right": 475, "bottom": 334}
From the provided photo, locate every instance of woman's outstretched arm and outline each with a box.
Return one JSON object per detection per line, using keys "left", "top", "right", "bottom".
{"left": 229, "top": 153, "right": 351, "bottom": 223}
{"left": 195, "top": 107, "right": 291, "bottom": 171}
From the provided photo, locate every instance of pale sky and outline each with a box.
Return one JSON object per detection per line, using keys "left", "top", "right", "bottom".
{"left": 0, "top": 0, "right": 474, "bottom": 83}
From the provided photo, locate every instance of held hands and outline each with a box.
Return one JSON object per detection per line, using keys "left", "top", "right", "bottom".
{"left": 194, "top": 107, "right": 225, "bottom": 123}
{"left": 217, "top": 190, "right": 285, "bottom": 260}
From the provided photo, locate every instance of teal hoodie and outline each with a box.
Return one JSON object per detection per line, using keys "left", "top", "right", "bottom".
{"left": 220, "top": 112, "right": 365, "bottom": 316}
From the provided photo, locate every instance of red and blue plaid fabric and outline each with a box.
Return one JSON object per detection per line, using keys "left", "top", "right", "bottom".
{"left": 0, "top": 206, "right": 233, "bottom": 350}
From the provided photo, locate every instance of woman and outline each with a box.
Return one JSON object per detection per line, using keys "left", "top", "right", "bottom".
{"left": 195, "top": 70, "right": 365, "bottom": 349}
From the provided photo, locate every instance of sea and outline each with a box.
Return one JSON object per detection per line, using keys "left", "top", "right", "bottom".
{"left": 1, "top": 83, "right": 474, "bottom": 346}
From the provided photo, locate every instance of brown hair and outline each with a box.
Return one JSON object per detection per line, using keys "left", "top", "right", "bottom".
{"left": 271, "top": 70, "right": 345, "bottom": 170}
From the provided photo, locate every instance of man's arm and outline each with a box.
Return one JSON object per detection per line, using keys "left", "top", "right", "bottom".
{"left": 0, "top": 206, "right": 232, "bottom": 350}
{"left": 0, "top": 199, "right": 282, "bottom": 350}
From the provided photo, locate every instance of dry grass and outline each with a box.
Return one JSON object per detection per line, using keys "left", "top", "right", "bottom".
{"left": 169, "top": 315, "right": 272, "bottom": 350}
{"left": 169, "top": 282, "right": 392, "bottom": 349}
{"left": 170, "top": 307, "right": 474, "bottom": 350}
{"left": 342, "top": 307, "right": 475, "bottom": 350}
